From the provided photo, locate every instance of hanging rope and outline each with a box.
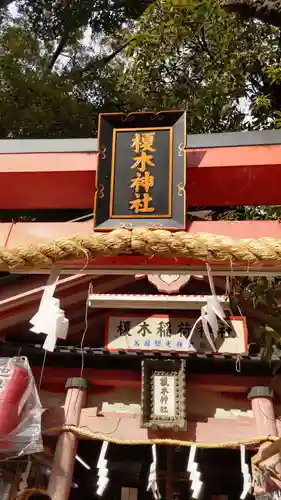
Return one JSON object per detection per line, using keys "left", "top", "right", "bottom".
{"left": 1, "top": 229, "right": 281, "bottom": 270}
{"left": 47, "top": 424, "right": 279, "bottom": 449}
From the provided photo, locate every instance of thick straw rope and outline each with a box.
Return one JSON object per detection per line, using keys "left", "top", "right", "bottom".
{"left": 47, "top": 424, "right": 279, "bottom": 449}
{"left": 2, "top": 229, "right": 281, "bottom": 270}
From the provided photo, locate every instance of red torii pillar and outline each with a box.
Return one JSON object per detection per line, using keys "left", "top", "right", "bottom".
{"left": 248, "top": 386, "right": 281, "bottom": 495}
{"left": 47, "top": 377, "right": 89, "bottom": 500}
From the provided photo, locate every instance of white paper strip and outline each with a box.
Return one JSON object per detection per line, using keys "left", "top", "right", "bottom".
{"left": 147, "top": 445, "right": 161, "bottom": 499}
{"left": 96, "top": 441, "right": 109, "bottom": 497}
{"left": 187, "top": 445, "right": 197, "bottom": 472}
{"left": 29, "top": 267, "right": 69, "bottom": 352}
{"left": 240, "top": 445, "right": 252, "bottom": 499}
{"left": 187, "top": 446, "right": 204, "bottom": 500}
{"left": 186, "top": 265, "right": 228, "bottom": 352}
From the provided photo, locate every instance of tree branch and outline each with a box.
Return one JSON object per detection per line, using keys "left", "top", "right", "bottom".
{"left": 237, "top": 298, "right": 281, "bottom": 335}
{"left": 44, "top": 31, "right": 70, "bottom": 74}
{"left": 199, "top": 27, "right": 214, "bottom": 60}
{"left": 221, "top": 0, "right": 281, "bottom": 28}
{"left": 76, "top": 37, "right": 136, "bottom": 77}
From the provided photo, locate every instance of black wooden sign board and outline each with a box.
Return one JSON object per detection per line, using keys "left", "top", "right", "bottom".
{"left": 94, "top": 111, "right": 186, "bottom": 231}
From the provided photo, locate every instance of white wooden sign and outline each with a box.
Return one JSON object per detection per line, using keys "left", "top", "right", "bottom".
{"left": 105, "top": 313, "right": 248, "bottom": 354}
{"left": 153, "top": 374, "right": 176, "bottom": 418}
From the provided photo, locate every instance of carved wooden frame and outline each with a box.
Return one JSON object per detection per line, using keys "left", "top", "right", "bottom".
{"left": 141, "top": 358, "right": 186, "bottom": 431}
{"left": 94, "top": 110, "right": 186, "bottom": 231}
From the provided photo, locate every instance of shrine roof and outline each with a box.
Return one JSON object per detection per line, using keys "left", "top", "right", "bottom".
{"left": 0, "top": 270, "right": 220, "bottom": 343}
{"left": 0, "top": 272, "right": 276, "bottom": 377}
{"left": 0, "top": 340, "right": 279, "bottom": 377}
{"left": 0, "top": 129, "right": 281, "bottom": 154}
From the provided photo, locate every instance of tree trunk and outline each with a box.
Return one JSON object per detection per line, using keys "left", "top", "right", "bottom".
{"left": 221, "top": 0, "right": 281, "bottom": 27}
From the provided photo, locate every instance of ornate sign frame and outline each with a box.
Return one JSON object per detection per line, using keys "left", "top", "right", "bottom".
{"left": 94, "top": 111, "right": 186, "bottom": 231}
{"left": 141, "top": 358, "right": 186, "bottom": 431}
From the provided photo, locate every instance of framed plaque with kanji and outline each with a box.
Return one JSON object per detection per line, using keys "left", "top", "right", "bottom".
{"left": 141, "top": 358, "right": 186, "bottom": 431}
{"left": 94, "top": 110, "right": 186, "bottom": 231}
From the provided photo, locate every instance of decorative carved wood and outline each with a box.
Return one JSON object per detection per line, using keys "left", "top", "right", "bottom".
{"left": 141, "top": 358, "right": 186, "bottom": 431}
{"left": 135, "top": 274, "right": 203, "bottom": 294}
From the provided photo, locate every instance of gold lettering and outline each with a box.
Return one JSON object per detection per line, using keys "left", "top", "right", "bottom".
{"left": 132, "top": 133, "right": 141, "bottom": 153}
{"left": 132, "top": 132, "right": 155, "bottom": 153}
{"left": 129, "top": 193, "right": 155, "bottom": 214}
{"left": 130, "top": 171, "right": 154, "bottom": 193}
{"left": 131, "top": 151, "right": 155, "bottom": 172}
{"left": 129, "top": 131, "right": 156, "bottom": 214}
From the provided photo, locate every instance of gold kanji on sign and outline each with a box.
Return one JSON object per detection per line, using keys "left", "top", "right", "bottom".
{"left": 132, "top": 132, "right": 155, "bottom": 153}
{"left": 129, "top": 131, "right": 156, "bottom": 214}
{"left": 129, "top": 193, "right": 155, "bottom": 214}
{"left": 130, "top": 171, "right": 154, "bottom": 193}
{"left": 131, "top": 151, "right": 155, "bottom": 173}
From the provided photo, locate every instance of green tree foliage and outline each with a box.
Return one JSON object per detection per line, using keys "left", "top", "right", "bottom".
{"left": 212, "top": 205, "right": 281, "bottom": 359}
{"left": 0, "top": 0, "right": 280, "bottom": 136}
{"left": 126, "top": 0, "right": 281, "bottom": 131}
{"left": 0, "top": 0, "right": 149, "bottom": 137}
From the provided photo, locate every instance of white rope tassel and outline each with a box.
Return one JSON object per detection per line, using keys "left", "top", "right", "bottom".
{"left": 96, "top": 441, "right": 109, "bottom": 497}
{"left": 147, "top": 444, "right": 161, "bottom": 499}
{"left": 187, "top": 445, "right": 204, "bottom": 500}
{"left": 186, "top": 264, "right": 228, "bottom": 351}
{"left": 240, "top": 445, "right": 252, "bottom": 499}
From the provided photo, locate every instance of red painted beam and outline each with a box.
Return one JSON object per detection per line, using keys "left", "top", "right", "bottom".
{"left": 0, "top": 171, "right": 95, "bottom": 210}
{"left": 32, "top": 367, "right": 272, "bottom": 393}
{"left": 187, "top": 165, "right": 281, "bottom": 206}
{"left": 4, "top": 220, "right": 281, "bottom": 248}
{"left": 42, "top": 409, "right": 258, "bottom": 446}
{"left": 33, "top": 368, "right": 141, "bottom": 388}
{"left": 0, "top": 152, "right": 96, "bottom": 210}
{"left": 1, "top": 145, "right": 281, "bottom": 209}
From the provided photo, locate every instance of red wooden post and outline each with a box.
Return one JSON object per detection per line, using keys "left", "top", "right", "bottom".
{"left": 47, "top": 377, "right": 89, "bottom": 500}
{"left": 248, "top": 386, "right": 281, "bottom": 495}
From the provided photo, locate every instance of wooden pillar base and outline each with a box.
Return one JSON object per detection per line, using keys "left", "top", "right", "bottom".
{"left": 47, "top": 378, "right": 89, "bottom": 500}
{"left": 121, "top": 488, "right": 138, "bottom": 500}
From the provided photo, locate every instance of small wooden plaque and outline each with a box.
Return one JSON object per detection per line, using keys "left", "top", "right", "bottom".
{"left": 141, "top": 358, "right": 186, "bottom": 431}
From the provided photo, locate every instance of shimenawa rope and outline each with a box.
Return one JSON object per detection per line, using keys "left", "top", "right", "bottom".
{"left": 47, "top": 424, "right": 279, "bottom": 449}
{"left": 2, "top": 229, "right": 281, "bottom": 270}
